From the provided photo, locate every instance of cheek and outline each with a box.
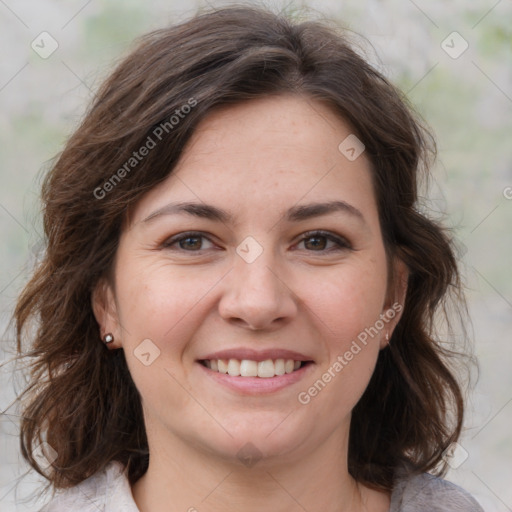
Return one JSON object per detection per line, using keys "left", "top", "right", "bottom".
{"left": 114, "top": 260, "right": 223, "bottom": 351}
{"left": 112, "top": 262, "right": 222, "bottom": 417}
{"left": 295, "top": 258, "right": 387, "bottom": 412}
{"left": 301, "top": 259, "right": 388, "bottom": 343}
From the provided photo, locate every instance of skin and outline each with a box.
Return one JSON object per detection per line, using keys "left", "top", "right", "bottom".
{"left": 93, "top": 95, "right": 407, "bottom": 512}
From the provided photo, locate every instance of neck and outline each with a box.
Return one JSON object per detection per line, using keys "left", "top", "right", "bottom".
{"left": 131, "top": 423, "right": 390, "bottom": 512}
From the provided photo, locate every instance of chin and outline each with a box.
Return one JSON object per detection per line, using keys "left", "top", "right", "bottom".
{"left": 193, "top": 415, "right": 312, "bottom": 467}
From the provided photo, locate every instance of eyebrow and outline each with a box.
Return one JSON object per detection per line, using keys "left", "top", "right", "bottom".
{"left": 142, "top": 200, "right": 365, "bottom": 225}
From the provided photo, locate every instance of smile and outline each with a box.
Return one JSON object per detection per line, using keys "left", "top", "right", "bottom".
{"left": 200, "top": 358, "right": 308, "bottom": 378}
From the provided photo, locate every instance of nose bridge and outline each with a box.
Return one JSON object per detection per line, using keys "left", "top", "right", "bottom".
{"left": 234, "top": 233, "right": 279, "bottom": 285}
{"left": 238, "top": 252, "right": 279, "bottom": 293}
{"left": 218, "top": 242, "right": 297, "bottom": 329}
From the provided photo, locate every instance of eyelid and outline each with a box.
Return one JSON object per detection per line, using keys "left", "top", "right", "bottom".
{"left": 160, "top": 230, "right": 352, "bottom": 252}
{"left": 161, "top": 231, "right": 218, "bottom": 250}
{"left": 295, "top": 230, "right": 352, "bottom": 251}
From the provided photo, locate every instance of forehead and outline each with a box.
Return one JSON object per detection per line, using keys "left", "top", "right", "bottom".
{"left": 130, "top": 95, "right": 378, "bottom": 227}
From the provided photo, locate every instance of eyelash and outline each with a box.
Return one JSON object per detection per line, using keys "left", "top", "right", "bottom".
{"left": 161, "top": 230, "right": 352, "bottom": 253}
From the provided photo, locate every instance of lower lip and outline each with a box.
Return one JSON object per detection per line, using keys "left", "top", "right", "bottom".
{"left": 197, "top": 362, "right": 314, "bottom": 395}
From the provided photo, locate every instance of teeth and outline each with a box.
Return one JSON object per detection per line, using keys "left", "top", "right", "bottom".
{"left": 204, "top": 358, "right": 305, "bottom": 377}
{"left": 227, "top": 359, "right": 241, "bottom": 376}
{"left": 218, "top": 359, "right": 229, "bottom": 374}
{"left": 240, "top": 359, "right": 258, "bottom": 377}
{"left": 274, "top": 358, "right": 285, "bottom": 376}
{"left": 257, "top": 359, "right": 275, "bottom": 378}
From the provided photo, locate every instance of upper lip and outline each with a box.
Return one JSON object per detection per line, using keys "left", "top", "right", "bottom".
{"left": 199, "top": 348, "right": 314, "bottom": 363}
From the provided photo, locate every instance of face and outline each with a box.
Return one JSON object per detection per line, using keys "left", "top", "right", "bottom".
{"left": 94, "top": 95, "right": 406, "bottom": 467}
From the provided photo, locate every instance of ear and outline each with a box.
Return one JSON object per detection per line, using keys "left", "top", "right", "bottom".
{"left": 380, "top": 256, "right": 409, "bottom": 349}
{"left": 91, "top": 277, "right": 121, "bottom": 348}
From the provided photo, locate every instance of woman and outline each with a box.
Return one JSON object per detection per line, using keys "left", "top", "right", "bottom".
{"left": 15, "top": 5, "right": 483, "bottom": 511}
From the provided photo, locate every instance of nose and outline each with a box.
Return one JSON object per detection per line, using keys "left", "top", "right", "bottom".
{"left": 218, "top": 251, "right": 298, "bottom": 331}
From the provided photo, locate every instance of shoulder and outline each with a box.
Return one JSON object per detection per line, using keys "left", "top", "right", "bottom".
{"left": 390, "top": 471, "right": 484, "bottom": 512}
{"left": 39, "top": 461, "right": 139, "bottom": 512}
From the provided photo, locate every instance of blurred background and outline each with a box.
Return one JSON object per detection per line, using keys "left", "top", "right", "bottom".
{"left": 1, "top": 0, "right": 511, "bottom": 510}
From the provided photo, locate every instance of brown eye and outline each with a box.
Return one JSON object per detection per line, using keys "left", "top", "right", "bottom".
{"left": 297, "top": 231, "right": 351, "bottom": 252}
{"left": 304, "top": 235, "right": 328, "bottom": 251}
{"left": 163, "top": 232, "right": 215, "bottom": 251}
{"left": 178, "top": 235, "right": 203, "bottom": 250}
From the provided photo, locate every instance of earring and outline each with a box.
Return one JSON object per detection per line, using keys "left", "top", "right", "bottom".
{"left": 103, "top": 333, "right": 114, "bottom": 344}
{"left": 385, "top": 332, "right": 390, "bottom": 343}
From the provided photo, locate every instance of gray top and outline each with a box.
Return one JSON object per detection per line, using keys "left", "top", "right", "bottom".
{"left": 40, "top": 461, "right": 484, "bottom": 511}
{"left": 389, "top": 470, "right": 484, "bottom": 511}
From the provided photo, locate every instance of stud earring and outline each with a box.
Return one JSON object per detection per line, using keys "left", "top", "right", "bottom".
{"left": 103, "top": 333, "right": 114, "bottom": 344}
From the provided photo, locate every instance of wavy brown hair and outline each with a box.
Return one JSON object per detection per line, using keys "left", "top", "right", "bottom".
{"left": 15, "top": 4, "right": 468, "bottom": 493}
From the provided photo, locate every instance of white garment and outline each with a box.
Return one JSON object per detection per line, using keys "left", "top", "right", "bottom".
{"left": 40, "top": 462, "right": 138, "bottom": 512}
{"left": 40, "top": 461, "right": 484, "bottom": 511}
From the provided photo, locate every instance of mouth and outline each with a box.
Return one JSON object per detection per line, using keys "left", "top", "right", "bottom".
{"left": 196, "top": 350, "right": 315, "bottom": 395}
{"left": 199, "top": 358, "right": 313, "bottom": 378}
{"left": 196, "top": 348, "right": 315, "bottom": 394}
